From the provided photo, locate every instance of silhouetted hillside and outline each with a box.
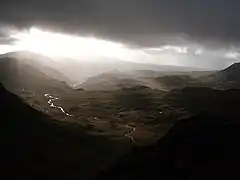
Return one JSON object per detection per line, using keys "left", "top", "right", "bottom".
{"left": 195, "top": 63, "right": 240, "bottom": 89}
{"left": 97, "top": 112, "right": 240, "bottom": 180}
{"left": 218, "top": 63, "right": 240, "bottom": 82}
{"left": 0, "top": 84, "right": 129, "bottom": 180}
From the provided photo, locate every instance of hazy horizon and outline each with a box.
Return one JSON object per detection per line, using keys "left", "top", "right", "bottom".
{"left": 0, "top": 1, "right": 240, "bottom": 69}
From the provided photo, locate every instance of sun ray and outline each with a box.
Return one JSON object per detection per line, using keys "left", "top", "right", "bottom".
{"left": 5, "top": 27, "right": 143, "bottom": 61}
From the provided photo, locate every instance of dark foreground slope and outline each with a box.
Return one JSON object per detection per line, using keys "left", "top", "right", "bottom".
{"left": 97, "top": 112, "right": 240, "bottom": 180}
{"left": 0, "top": 84, "right": 129, "bottom": 180}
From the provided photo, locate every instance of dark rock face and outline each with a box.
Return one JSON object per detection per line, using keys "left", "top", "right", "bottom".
{"left": 97, "top": 112, "right": 240, "bottom": 180}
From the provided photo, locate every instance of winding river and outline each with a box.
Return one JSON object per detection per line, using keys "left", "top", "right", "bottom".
{"left": 124, "top": 125, "right": 136, "bottom": 143}
{"left": 44, "top": 94, "right": 73, "bottom": 116}
{"left": 44, "top": 93, "right": 137, "bottom": 142}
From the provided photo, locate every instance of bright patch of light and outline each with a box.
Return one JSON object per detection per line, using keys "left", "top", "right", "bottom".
{"left": 1, "top": 26, "right": 240, "bottom": 69}
{"left": 145, "top": 45, "right": 188, "bottom": 54}
{"left": 225, "top": 52, "right": 240, "bottom": 59}
{"left": 5, "top": 27, "right": 148, "bottom": 61}
{"left": 194, "top": 49, "right": 203, "bottom": 55}
{"left": 0, "top": 45, "right": 18, "bottom": 54}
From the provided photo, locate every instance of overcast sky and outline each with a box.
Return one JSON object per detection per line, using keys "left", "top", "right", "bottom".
{"left": 0, "top": 0, "right": 240, "bottom": 68}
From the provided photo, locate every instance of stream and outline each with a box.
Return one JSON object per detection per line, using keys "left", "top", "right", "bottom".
{"left": 44, "top": 94, "right": 73, "bottom": 117}
{"left": 45, "top": 93, "right": 137, "bottom": 142}
{"left": 124, "top": 125, "right": 136, "bottom": 143}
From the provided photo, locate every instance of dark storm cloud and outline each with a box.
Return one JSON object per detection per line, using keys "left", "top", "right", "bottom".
{"left": 0, "top": 0, "right": 240, "bottom": 46}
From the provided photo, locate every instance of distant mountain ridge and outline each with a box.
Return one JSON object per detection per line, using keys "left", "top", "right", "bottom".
{"left": 151, "top": 63, "right": 240, "bottom": 90}
{"left": 217, "top": 62, "right": 240, "bottom": 82}
{"left": 75, "top": 72, "right": 144, "bottom": 90}
{"left": 0, "top": 54, "right": 71, "bottom": 93}
{"left": 1, "top": 52, "right": 239, "bottom": 92}
{"left": 0, "top": 51, "right": 72, "bottom": 83}
{"left": 75, "top": 62, "right": 240, "bottom": 91}
{"left": 0, "top": 51, "right": 209, "bottom": 84}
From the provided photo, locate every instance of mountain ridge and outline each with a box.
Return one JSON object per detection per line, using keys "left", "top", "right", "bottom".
{"left": 0, "top": 55, "right": 71, "bottom": 93}
{"left": 97, "top": 112, "right": 240, "bottom": 180}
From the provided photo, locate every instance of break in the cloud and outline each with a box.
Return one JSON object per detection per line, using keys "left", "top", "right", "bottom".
{"left": 0, "top": 0, "right": 240, "bottom": 69}
{"left": 0, "top": 27, "right": 239, "bottom": 69}
{"left": 142, "top": 45, "right": 240, "bottom": 69}
{"left": 0, "top": 0, "right": 240, "bottom": 45}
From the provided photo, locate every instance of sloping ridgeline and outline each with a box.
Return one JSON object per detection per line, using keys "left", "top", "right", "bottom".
{"left": 97, "top": 112, "right": 240, "bottom": 180}
{"left": 0, "top": 84, "right": 129, "bottom": 180}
